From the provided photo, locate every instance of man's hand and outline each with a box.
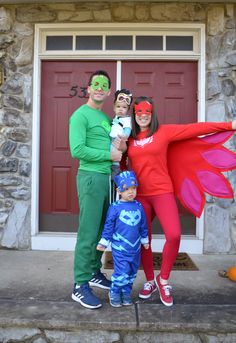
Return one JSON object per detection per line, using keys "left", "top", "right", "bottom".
{"left": 96, "top": 244, "right": 106, "bottom": 251}
{"left": 111, "top": 148, "right": 122, "bottom": 162}
{"left": 112, "top": 135, "right": 127, "bottom": 152}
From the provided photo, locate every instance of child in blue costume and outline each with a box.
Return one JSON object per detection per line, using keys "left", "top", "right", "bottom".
{"left": 97, "top": 171, "right": 149, "bottom": 307}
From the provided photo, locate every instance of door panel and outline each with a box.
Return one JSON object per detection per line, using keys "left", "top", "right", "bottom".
{"left": 39, "top": 61, "right": 116, "bottom": 232}
{"left": 40, "top": 60, "right": 197, "bottom": 234}
{"left": 122, "top": 61, "right": 197, "bottom": 124}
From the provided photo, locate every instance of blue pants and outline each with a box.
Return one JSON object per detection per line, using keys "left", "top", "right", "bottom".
{"left": 111, "top": 249, "right": 140, "bottom": 295}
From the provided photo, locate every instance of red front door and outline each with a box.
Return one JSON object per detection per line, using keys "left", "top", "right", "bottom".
{"left": 39, "top": 61, "right": 116, "bottom": 232}
{"left": 39, "top": 60, "right": 197, "bottom": 233}
{"left": 121, "top": 61, "right": 198, "bottom": 234}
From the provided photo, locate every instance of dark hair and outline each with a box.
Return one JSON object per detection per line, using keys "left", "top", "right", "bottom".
{"left": 131, "top": 96, "right": 159, "bottom": 138}
{"left": 88, "top": 70, "right": 111, "bottom": 89}
{"left": 114, "top": 89, "right": 133, "bottom": 106}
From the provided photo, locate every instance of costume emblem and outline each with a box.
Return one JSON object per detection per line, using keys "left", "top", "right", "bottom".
{"left": 134, "top": 136, "right": 153, "bottom": 148}
{"left": 119, "top": 209, "right": 141, "bottom": 226}
{"left": 101, "top": 120, "right": 111, "bottom": 133}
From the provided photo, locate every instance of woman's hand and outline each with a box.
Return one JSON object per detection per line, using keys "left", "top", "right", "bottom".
{"left": 112, "top": 135, "right": 127, "bottom": 152}
{"left": 232, "top": 120, "right": 236, "bottom": 130}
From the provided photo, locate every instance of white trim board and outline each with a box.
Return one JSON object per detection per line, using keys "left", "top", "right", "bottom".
{"left": 31, "top": 234, "right": 203, "bottom": 254}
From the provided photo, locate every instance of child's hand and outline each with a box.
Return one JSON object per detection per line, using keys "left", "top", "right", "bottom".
{"left": 96, "top": 244, "right": 106, "bottom": 251}
{"left": 143, "top": 243, "right": 149, "bottom": 250}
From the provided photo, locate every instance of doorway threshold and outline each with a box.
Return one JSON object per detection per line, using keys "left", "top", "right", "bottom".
{"left": 31, "top": 233, "right": 203, "bottom": 253}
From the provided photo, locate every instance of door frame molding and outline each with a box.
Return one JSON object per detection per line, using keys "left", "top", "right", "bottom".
{"left": 31, "top": 23, "right": 205, "bottom": 253}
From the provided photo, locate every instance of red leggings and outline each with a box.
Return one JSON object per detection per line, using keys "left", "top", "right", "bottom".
{"left": 136, "top": 193, "right": 181, "bottom": 281}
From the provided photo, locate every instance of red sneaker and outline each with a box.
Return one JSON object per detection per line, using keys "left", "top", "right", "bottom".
{"left": 139, "top": 282, "right": 157, "bottom": 299}
{"left": 155, "top": 275, "right": 173, "bottom": 307}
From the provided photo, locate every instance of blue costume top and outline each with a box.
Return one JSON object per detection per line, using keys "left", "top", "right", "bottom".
{"left": 99, "top": 200, "right": 148, "bottom": 255}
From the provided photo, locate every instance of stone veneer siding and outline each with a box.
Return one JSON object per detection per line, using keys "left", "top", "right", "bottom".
{"left": 0, "top": 2, "right": 236, "bottom": 252}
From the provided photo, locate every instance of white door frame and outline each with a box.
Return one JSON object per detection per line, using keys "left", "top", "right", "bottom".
{"left": 31, "top": 23, "right": 205, "bottom": 253}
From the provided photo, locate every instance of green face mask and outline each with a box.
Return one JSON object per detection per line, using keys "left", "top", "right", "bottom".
{"left": 91, "top": 75, "right": 109, "bottom": 91}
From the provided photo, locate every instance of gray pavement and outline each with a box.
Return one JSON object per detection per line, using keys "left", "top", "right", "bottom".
{"left": 0, "top": 250, "right": 236, "bottom": 342}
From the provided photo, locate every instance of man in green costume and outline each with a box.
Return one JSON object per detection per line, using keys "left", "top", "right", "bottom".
{"left": 69, "top": 70, "right": 122, "bottom": 309}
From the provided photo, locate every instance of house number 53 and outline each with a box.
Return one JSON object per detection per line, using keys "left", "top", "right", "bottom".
{"left": 69, "top": 85, "right": 88, "bottom": 98}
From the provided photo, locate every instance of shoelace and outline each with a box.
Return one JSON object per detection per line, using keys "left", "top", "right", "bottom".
{"left": 162, "top": 285, "right": 172, "bottom": 296}
{"left": 143, "top": 282, "right": 153, "bottom": 290}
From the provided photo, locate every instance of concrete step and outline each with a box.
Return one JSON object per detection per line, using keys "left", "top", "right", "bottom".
{"left": 0, "top": 298, "right": 236, "bottom": 342}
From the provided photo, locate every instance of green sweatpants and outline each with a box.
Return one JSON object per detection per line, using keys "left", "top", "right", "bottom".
{"left": 74, "top": 170, "right": 110, "bottom": 285}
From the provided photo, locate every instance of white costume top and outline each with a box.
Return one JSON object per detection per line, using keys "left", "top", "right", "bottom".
{"left": 110, "top": 116, "right": 132, "bottom": 139}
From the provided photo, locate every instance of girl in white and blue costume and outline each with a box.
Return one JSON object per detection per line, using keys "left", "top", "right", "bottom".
{"left": 97, "top": 171, "right": 149, "bottom": 307}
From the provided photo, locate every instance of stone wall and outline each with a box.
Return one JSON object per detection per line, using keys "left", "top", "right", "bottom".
{"left": 205, "top": 4, "right": 236, "bottom": 253}
{"left": 0, "top": 2, "right": 235, "bottom": 252}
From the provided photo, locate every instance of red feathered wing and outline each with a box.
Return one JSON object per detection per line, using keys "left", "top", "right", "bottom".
{"left": 167, "top": 131, "right": 236, "bottom": 217}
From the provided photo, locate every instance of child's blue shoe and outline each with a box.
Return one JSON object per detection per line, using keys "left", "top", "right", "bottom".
{"left": 122, "top": 292, "right": 133, "bottom": 306}
{"left": 109, "top": 291, "right": 122, "bottom": 307}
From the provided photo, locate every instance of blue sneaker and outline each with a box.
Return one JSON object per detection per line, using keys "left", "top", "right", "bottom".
{"left": 71, "top": 283, "right": 102, "bottom": 309}
{"left": 122, "top": 293, "right": 133, "bottom": 306}
{"left": 89, "top": 270, "right": 111, "bottom": 289}
{"left": 109, "top": 291, "right": 122, "bottom": 308}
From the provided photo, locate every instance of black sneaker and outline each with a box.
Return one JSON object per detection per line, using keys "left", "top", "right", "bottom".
{"left": 89, "top": 270, "right": 111, "bottom": 289}
{"left": 71, "top": 283, "right": 102, "bottom": 309}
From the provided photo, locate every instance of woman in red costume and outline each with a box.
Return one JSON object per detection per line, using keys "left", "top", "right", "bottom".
{"left": 127, "top": 96, "right": 236, "bottom": 307}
